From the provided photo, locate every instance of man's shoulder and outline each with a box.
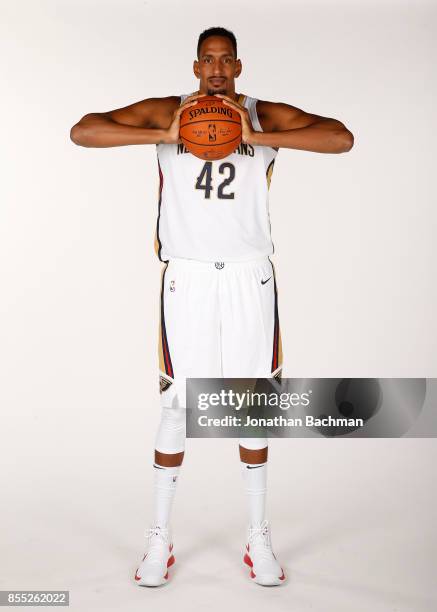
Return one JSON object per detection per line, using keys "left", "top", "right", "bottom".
{"left": 255, "top": 99, "right": 290, "bottom": 117}
{"left": 255, "top": 99, "right": 304, "bottom": 132}
{"left": 140, "top": 95, "right": 181, "bottom": 128}
{"left": 134, "top": 95, "right": 181, "bottom": 110}
{"left": 147, "top": 95, "right": 181, "bottom": 110}
{"left": 158, "top": 95, "right": 182, "bottom": 104}
{"left": 254, "top": 99, "right": 279, "bottom": 133}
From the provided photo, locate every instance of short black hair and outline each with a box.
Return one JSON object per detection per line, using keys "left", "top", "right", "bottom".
{"left": 197, "top": 27, "right": 237, "bottom": 59}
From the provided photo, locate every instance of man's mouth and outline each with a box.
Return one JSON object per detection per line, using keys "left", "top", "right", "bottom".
{"left": 209, "top": 77, "right": 226, "bottom": 86}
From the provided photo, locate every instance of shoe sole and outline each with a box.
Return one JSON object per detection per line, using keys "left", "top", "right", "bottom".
{"left": 135, "top": 554, "right": 175, "bottom": 587}
{"left": 244, "top": 552, "right": 286, "bottom": 586}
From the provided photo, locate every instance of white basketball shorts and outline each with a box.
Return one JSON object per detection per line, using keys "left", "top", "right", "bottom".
{"left": 156, "top": 256, "right": 283, "bottom": 452}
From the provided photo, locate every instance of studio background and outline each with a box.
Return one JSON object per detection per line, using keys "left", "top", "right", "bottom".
{"left": 0, "top": 1, "right": 436, "bottom": 610}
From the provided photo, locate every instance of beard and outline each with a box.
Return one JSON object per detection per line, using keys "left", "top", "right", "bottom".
{"left": 207, "top": 87, "right": 227, "bottom": 96}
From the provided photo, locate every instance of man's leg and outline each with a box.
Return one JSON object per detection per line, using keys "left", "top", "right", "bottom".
{"left": 220, "top": 257, "right": 285, "bottom": 586}
{"left": 151, "top": 453, "right": 184, "bottom": 531}
{"left": 239, "top": 444, "right": 268, "bottom": 528}
{"left": 152, "top": 381, "right": 187, "bottom": 531}
{"left": 135, "top": 259, "right": 221, "bottom": 587}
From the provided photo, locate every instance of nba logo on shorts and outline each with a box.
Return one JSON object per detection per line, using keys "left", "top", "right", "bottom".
{"left": 170, "top": 280, "right": 175, "bottom": 292}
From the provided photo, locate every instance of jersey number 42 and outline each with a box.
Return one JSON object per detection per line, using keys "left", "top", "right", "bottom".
{"left": 195, "top": 161, "right": 235, "bottom": 200}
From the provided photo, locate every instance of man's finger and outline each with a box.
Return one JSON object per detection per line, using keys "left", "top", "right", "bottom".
{"left": 178, "top": 97, "right": 204, "bottom": 111}
{"left": 216, "top": 95, "right": 244, "bottom": 111}
{"left": 221, "top": 99, "right": 244, "bottom": 113}
{"left": 175, "top": 100, "right": 199, "bottom": 116}
{"left": 183, "top": 93, "right": 207, "bottom": 103}
{"left": 215, "top": 94, "right": 239, "bottom": 103}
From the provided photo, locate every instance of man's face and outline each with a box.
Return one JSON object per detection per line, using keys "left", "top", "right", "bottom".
{"left": 194, "top": 36, "right": 242, "bottom": 96}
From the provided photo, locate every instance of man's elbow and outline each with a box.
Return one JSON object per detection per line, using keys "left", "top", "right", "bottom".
{"left": 70, "top": 123, "right": 82, "bottom": 146}
{"left": 337, "top": 128, "right": 354, "bottom": 153}
{"left": 70, "top": 122, "right": 88, "bottom": 146}
{"left": 70, "top": 114, "right": 96, "bottom": 146}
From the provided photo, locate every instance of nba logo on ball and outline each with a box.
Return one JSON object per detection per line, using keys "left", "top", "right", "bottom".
{"left": 208, "top": 124, "right": 217, "bottom": 142}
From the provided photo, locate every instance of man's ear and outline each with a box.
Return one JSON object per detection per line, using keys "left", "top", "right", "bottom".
{"left": 193, "top": 60, "right": 200, "bottom": 79}
{"left": 235, "top": 59, "right": 242, "bottom": 79}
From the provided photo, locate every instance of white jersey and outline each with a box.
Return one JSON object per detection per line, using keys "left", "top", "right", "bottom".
{"left": 154, "top": 93, "right": 278, "bottom": 263}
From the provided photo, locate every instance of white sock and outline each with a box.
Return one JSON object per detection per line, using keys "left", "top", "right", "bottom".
{"left": 241, "top": 461, "right": 267, "bottom": 526}
{"left": 152, "top": 463, "right": 180, "bottom": 528}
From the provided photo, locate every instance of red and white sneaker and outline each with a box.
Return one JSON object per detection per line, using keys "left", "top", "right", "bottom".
{"left": 134, "top": 526, "right": 175, "bottom": 587}
{"left": 243, "top": 519, "right": 286, "bottom": 586}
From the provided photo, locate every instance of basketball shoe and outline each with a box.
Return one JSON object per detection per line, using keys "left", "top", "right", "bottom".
{"left": 243, "top": 519, "right": 286, "bottom": 586}
{"left": 134, "top": 526, "right": 175, "bottom": 587}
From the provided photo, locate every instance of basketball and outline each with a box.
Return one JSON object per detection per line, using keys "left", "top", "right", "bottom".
{"left": 179, "top": 95, "right": 242, "bottom": 160}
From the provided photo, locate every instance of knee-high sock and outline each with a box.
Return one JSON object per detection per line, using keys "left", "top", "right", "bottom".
{"left": 152, "top": 463, "right": 180, "bottom": 528}
{"left": 241, "top": 461, "right": 267, "bottom": 527}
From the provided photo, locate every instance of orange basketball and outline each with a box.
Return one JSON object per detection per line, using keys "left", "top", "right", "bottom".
{"left": 179, "top": 95, "right": 242, "bottom": 161}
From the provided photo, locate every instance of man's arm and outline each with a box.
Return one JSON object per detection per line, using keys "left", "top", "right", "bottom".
{"left": 217, "top": 97, "right": 354, "bottom": 154}
{"left": 70, "top": 94, "right": 204, "bottom": 148}
{"left": 255, "top": 101, "right": 354, "bottom": 153}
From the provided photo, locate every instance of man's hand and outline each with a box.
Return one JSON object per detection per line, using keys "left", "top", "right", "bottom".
{"left": 215, "top": 94, "right": 255, "bottom": 144}
{"left": 162, "top": 93, "right": 207, "bottom": 144}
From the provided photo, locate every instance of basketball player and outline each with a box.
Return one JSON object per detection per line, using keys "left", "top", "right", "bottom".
{"left": 70, "top": 26, "right": 353, "bottom": 587}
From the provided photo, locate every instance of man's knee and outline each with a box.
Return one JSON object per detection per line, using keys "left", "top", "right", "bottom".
{"left": 155, "top": 392, "right": 186, "bottom": 454}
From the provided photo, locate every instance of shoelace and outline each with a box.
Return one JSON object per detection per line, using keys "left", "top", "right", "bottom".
{"left": 248, "top": 520, "right": 275, "bottom": 561}
{"left": 145, "top": 526, "right": 169, "bottom": 540}
{"left": 143, "top": 526, "right": 170, "bottom": 563}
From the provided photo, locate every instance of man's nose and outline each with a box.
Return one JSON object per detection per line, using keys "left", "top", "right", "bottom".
{"left": 213, "top": 63, "right": 223, "bottom": 76}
